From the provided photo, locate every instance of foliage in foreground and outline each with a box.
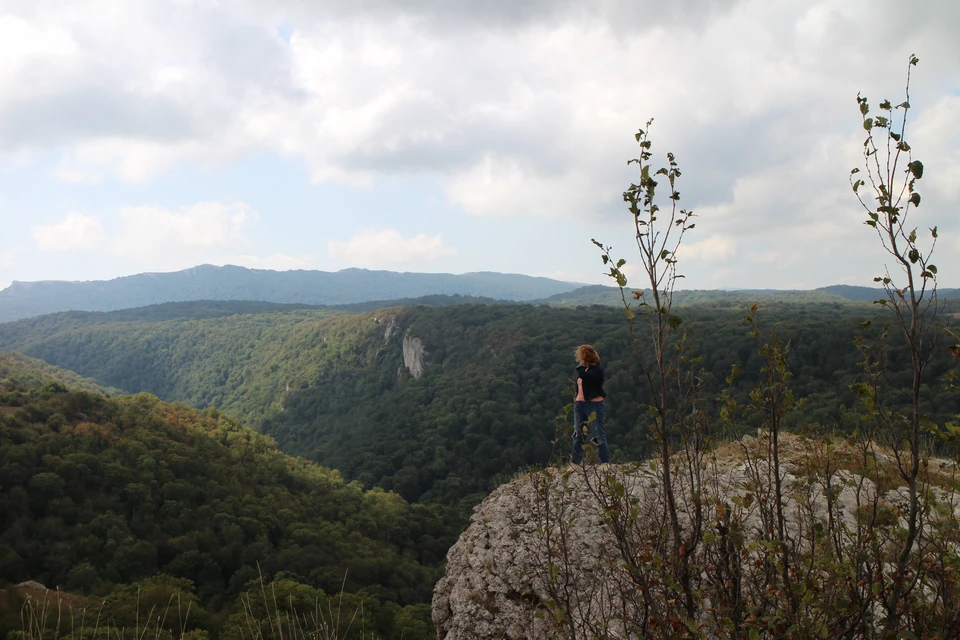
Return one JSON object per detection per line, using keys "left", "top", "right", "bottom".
{"left": 526, "top": 56, "right": 960, "bottom": 638}
{"left": 529, "top": 431, "right": 960, "bottom": 638}
{"left": 6, "top": 574, "right": 430, "bottom": 640}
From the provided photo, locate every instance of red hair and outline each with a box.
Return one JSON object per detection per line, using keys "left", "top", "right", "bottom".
{"left": 575, "top": 344, "right": 600, "bottom": 366}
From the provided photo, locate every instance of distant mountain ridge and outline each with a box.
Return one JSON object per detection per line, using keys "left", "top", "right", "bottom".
{"left": 817, "top": 284, "right": 960, "bottom": 302}
{"left": 5, "top": 264, "right": 959, "bottom": 324}
{"left": 0, "top": 264, "right": 581, "bottom": 322}
{"left": 543, "top": 284, "right": 960, "bottom": 307}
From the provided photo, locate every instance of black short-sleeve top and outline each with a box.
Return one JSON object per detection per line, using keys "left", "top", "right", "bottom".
{"left": 576, "top": 364, "right": 606, "bottom": 400}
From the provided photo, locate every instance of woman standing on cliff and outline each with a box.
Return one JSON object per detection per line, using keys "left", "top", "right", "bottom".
{"left": 571, "top": 344, "right": 609, "bottom": 464}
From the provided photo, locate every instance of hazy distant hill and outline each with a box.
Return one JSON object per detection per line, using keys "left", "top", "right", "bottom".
{"left": 818, "top": 284, "right": 960, "bottom": 302}
{"left": 0, "top": 264, "right": 580, "bottom": 322}
{"left": 538, "top": 285, "right": 854, "bottom": 307}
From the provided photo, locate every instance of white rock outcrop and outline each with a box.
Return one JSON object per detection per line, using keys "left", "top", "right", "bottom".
{"left": 432, "top": 435, "right": 960, "bottom": 639}
{"left": 402, "top": 331, "right": 427, "bottom": 378}
{"left": 382, "top": 316, "right": 398, "bottom": 344}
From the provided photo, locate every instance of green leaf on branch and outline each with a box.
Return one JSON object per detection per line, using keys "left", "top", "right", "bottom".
{"left": 908, "top": 248, "right": 920, "bottom": 264}
{"left": 863, "top": 118, "right": 873, "bottom": 130}
{"left": 908, "top": 160, "right": 924, "bottom": 179}
{"left": 726, "top": 364, "right": 743, "bottom": 384}
{"left": 668, "top": 315, "right": 683, "bottom": 329}
{"left": 909, "top": 192, "right": 921, "bottom": 207}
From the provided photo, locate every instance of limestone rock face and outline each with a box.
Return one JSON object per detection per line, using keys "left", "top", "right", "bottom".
{"left": 432, "top": 465, "right": 651, "bottom": 639}
{"left": 382, "top": 316, "right": 398, "bottom": 344}
{"left": 16, "top": 580, "right": 47, "bottom": 590}
{"left": 402, "top": 331, "right": 427, "bottom": 378}
{"left": 432, "top": 435, "right": 960, "bottom": 639}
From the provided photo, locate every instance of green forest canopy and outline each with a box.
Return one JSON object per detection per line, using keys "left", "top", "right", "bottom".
{"left": 2, "top": 298, "right": 958, "bottom": 508}
{"left": 0, "top": 356, "right": 451, "bottom": 639}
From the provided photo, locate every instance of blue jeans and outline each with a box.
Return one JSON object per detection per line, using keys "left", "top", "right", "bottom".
{"left": 572, "top": 400, "right": 609, "bottom": 464}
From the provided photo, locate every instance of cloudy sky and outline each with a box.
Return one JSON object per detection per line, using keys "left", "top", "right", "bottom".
{"left": 1, "top": 0, "right": 958, "bottom": 291}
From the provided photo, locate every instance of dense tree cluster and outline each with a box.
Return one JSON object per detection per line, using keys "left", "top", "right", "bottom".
{"left": 2, "top": 300, "right": 957, "bottom": 509}
{"left": 0, "top": 359, "right": 450, "bottom": 638}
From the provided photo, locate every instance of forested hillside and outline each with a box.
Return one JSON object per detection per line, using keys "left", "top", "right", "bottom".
{"left": 3, "top": 300, "right": 957, "bottom": 508}
{"left": 544, "top": 284, "right": 960, "bottom": 307}
{"left": 540, "top": 285, "right": 852, "bottom": 307}
{"left": 0, "top": 356, "right": 449, "bottom": 638}
{"left": 818, "top": 284, "right": 960, "bottom": 302}
{"left": 0, "top": 264, "right": 579, "bottom": 322}
{"left": 0, "top": 351, "right": 120, "bottom": 396}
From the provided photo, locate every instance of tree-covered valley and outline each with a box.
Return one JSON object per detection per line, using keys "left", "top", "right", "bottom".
{"left": 0, "top": 353, "right": 450, "bottom": 639}
{"left": 2, "top": 294, "right": 959, "bottom": 638}
{"left": 3, "top": 298, "right": 958, "bottom": 509}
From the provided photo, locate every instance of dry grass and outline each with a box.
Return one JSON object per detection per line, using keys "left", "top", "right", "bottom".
{"left": 13, "top": 586, "right": 194, "bottom": 640}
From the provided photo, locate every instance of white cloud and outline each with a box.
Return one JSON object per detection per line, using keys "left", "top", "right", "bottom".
{"left": 446, "top": 154, "right": 613, "bottom": 217}
{"left": 0, "top": 245, "right": 20, "bottom": 273}
{"left": 911, "top": 95, "right": 960, "bottom": 203}
{"left": 32, "top": 211, "right": 104, "bottom": 251}
{"left": 18, "top": 200, "right": 315, "bottom": 279}
{"left": 328, "top": 228, "right": 456, "bottom": 266}
{"left": 0, "top": 14, "right": 78, "bottom": 79}
{"left": 51, "top": 162, "right": 102, "bottom": 183}
{"left": 681, "top": 235, "right": 737, "bottom": 265}
{"left": 1, "top": 0, "right": 960, "bottom": 287}
{"left": 747, "top": 248, "right": 805, "bottom": 270}
{"left": 114, "top": 201, "right": 258, "bottom": 259}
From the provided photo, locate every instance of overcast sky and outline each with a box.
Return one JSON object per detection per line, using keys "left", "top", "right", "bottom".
{"left": 1, "top": 0, "right": 958, "bottom": 291}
